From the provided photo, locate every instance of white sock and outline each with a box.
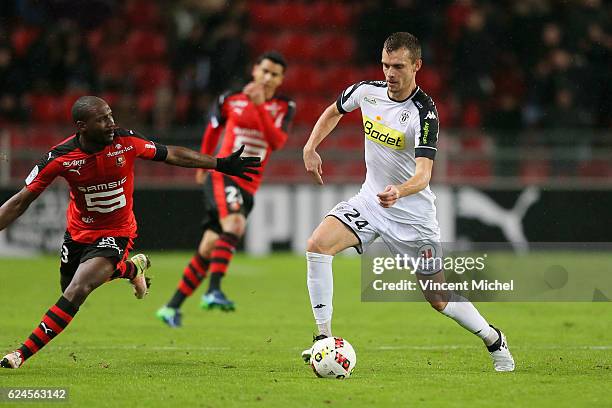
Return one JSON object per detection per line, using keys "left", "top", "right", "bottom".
{"left": 440, "top": 293, "right": 499, "bottom": 346}
{"left": 306, "top": 251, "right": 334, "bottom": 337}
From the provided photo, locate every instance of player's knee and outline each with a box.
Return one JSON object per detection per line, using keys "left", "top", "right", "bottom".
{"left": 307, "top": 235, "right": 333, "bottom": 255}
{"left": 429, "top": 300, "right": 448, "bottom": 312}
{"left": 63, "top": 282, "right": 95, "bottom": 305}
{"left": 225, "top": 224, "right": 245, "bottom": 237}
{"left": 222, "top": 218, "right": 246, "bottom": 237}
{"left": 198, "top": 246, "right": 213, "bottom": 258}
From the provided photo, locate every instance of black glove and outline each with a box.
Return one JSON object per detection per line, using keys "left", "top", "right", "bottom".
{"left": 215, "top": 145, "right": 261, "bottom": 181}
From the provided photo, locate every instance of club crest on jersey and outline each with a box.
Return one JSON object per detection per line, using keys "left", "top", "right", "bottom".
{"left": 265, "top": 101, "right": 281, "bottom": 117}
{"left": 116, "top": 155, "right": 126, "bottom": 167}
{"left": 399, "top": 109, "right": 410, "bottom": 124}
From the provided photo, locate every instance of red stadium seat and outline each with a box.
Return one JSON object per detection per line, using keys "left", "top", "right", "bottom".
{"left": 283, "top": 128, "right": 309, "bottom": 149}
{"left": 418, "top": 67, "right": 443, "bottom": 99}
{"left": 335, "top": 131, "right": 363, "bottom": 150}
{"left": 57, "top": 92, "right": 87, "bottom": 123}
{"left": 11, "top": 26, "right": 40, "bottom": 57}
{"left": 274, "top": 2, "right": 312, "bottom": 28}
{"left": 446, "top": 2, "right": 473, "bottom": 42}
{"left": 460, "top": 133, "right": 489, "bottom": 152}
{"left": 100, "top": 92, "right": 121, "bottom": 107}
{"left": 311, "top": 2, "right": 352, "bottom": 29}
{"left": 461, "top": 102, "right": 482, "bottom": 128}
{"left": 174, "top": 93, "right": 191, "bottom": 123}
{"left": 318, "top": 33, "right": 355, "bottom": 61}
{"left": 87, "top": 28, "right": 104, "bottom": 51}
{"left": 434, "top": 98, "right": 452, "bottom": 127}
{"left": 361, "top": 65, "right": 383, "bottom": 82}
{"left": 124, "top": 0, "right": 161, "bottom": 28}
{"left": 577, "top": 160, "right": 612, "bottom": 178}
{"left": 342, "top": 160, "right": 366, "bottom": 181}
{"left": 276, "top": 33, "right": 318, "bottom": 62}
{"left": 134, "top": 64, "right": 172, "bottom": 91}
{"left": 137, "top": 92, "right": 156, "bottom": 115}
{"left": 320, "top": 161, "right": 343, "bottom": 181}
{"left": 247, "top": 32, "right": 277, "bottom": 58}
{"left": 12, "top": 126, "right": 61, "bottom": 149}
{"left": 342, "top": 109, "right": 364, "bottom": 125}
{"left": 447, "top": 160, "right": 493, "bottom": 182}
{"left": 28, "top": 94, "right": 62, "bottom": 123}
{"left": 125, "top": 30, "right": 167, "bottom": 62}
{"left": 249, "top": 2, "right": 280, "bottom": 28}
{"left": 265, "top": 159, "right": 303, "bottom": 181}
{"left": 281, "top": 65, "right": 324, "bottom": 94}
{"left": 520, "top": 160, "right": 551, "bottom": 183}
{"left": 292, "top": 96, "right": 327, "bottom": 125}
{"left": 321, "top": 66, "right": 361, "bottom": 96}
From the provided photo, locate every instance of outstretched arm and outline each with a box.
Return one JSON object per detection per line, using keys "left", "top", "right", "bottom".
{"left": 164, "top": 145, "right": 261, "bottom": 181}
{"left": 0, "top": 187, "right": 39, "bottom": 231}
{"left": 255, "top": 104, "right": 288, "bottom": 151}
{"left": 303, "top": 102, "right": 343, "bottom": 185}
{"left": 377, "top": 157, "right": 434, "bottom": 208}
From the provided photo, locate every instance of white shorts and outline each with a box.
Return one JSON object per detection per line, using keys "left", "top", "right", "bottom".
{"left": 326, "top": 194, "right": 442, "bottom": 274}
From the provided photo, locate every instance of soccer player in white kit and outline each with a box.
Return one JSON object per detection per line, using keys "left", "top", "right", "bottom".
{"left": 301, "top": 32, "right": 514, "bottom": 372}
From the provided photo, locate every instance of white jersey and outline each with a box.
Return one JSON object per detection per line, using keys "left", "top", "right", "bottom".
{"left": 336, "top": 81, "right": 439, "bottom": 225}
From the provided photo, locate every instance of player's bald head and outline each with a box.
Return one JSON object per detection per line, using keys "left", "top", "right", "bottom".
{"left": 71, "top": 96, "right": 108, "bottom": 123}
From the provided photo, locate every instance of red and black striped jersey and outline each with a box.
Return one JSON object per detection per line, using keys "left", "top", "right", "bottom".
{"left": 24, "top": 128, "right": 167, "bottom": 243}
{"left": 200, "top": 90, "right": 296, "bottom": 194}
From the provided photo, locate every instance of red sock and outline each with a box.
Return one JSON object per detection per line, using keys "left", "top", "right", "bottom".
{"left": 167, "top": 253, "right": 210, "bottom": 309}
{"left": 177, "top": 253, "right": 210, "bottom": 296}
{"left": 111, "top": 260, "right": 137, "bottom": 280}
{"left": 209, "top": 233, "right": 239, "bottom": 277}
{"left": 18, "top": 296, "right": 79, "bottom": 362}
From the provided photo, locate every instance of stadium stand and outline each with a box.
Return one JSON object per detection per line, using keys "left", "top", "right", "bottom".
{"left": 0, "top": 0, "right": 610, "bottom": 184}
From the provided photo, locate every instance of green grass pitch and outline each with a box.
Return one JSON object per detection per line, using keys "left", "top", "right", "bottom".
{"left": 0, "top": 252, "right": 610, "bottom": 407}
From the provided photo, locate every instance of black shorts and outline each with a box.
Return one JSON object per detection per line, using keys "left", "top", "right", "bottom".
{"left": 202, "top": 173, "right": 254, "bottom": 234}
{"left": 59, "top": 231, "right": 133, "bottom": 282}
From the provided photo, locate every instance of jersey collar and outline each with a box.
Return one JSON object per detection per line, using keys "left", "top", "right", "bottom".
{"left": 387, "top": 85, "right": 420, "bottom": 103}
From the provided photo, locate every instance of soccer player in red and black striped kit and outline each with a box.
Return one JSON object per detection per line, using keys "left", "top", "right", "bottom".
{"left": 0, "top": 96, "right": 260, "bottom": 368}
{"left": 157, "top": 51, "right": 295, "bottom": 326}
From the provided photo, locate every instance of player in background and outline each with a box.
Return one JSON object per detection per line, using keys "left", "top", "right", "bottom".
{"left": 157, "top": 51, "right": 295, "bottom": 326}
{"left": 301, "top": 33, "right": 515, "bottom": 372}
{"left": 0, "top": 96, "right": 260, "bottom": 369}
